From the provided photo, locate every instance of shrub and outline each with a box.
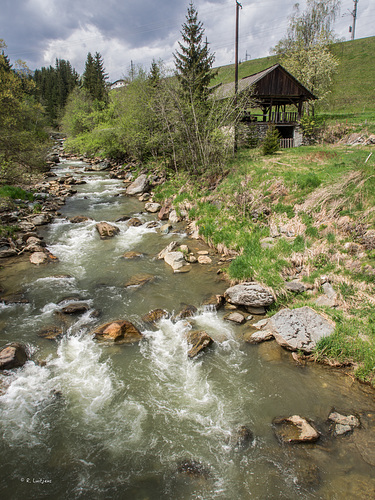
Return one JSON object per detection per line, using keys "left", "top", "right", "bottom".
{"left": 262, "top": 125, "right": 281, "bottom": 155}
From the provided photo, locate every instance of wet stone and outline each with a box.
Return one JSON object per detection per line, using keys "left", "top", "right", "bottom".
{"left": 224, "top": 312, "right": 246, "bottom": 324}
{"left": 92, "top": 320, "right": 143, "bottom": 344}
{"left": 186, "top": 330, "right": 214, "bottom": 358}
{"left": 38, "top": 326, "right": 63, "bottom": 340}
{"left": 124, "top": 274, "right": 154, "bottom": 288}
{"left": 60, "top": 302, "right": 90, "bottom": 315}
{"left": 176, "top": 459, "right": 210, "bottom": 479}
{"left": 0, "top": 342, "right": 28, "bottom": 370}
{"left": 142, "top": 309, "right": 168, "bottom": 324}
{"left": 273, "top": 415, "right": 320, "bottom": 444}
{"left": 175, "top": 305, "right": 197, "bottom": 320}
{"left": 122, "top": 251, "right": 144, "bottom": 260}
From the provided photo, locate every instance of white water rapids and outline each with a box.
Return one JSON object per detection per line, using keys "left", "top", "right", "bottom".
{"left": 1, "top": 160, "right": 375, "bottom": 499}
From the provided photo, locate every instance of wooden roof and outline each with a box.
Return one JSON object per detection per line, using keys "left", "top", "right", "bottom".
{"left": 214, "top": 63, "right": 317, "bottom": 105}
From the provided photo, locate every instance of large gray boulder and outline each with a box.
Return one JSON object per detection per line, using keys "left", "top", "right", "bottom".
{"left": 126, "top": 174, "right": 149, "bottom": 196}
{"left": 224, "top": 282, "right": 274, "bottom": 307}
{"left": 268, "top": 306, "right": 335, "bottom": 353}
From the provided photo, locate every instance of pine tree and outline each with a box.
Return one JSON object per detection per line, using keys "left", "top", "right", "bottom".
{"left": 174, "top": 2, "right": 215, "bottom": 99}
{"left": 82, "top": 52, "right": 108, "bottom": 103}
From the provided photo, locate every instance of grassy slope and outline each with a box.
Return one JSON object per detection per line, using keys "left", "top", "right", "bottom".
{"left": 211, "top": 35, "right": 375, "bottom": 118}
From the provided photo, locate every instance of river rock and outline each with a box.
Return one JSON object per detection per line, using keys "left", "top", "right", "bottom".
{"left": 69, "top": 215, "right": 91, "bottom": 223}
{"left": 177, "top": 459, "right": 210, "bottom": 478}
{"left": 198, "top": 255, "right": 212, "bottom": 264}
{"left": 158, "top": 241, "right": 178, "bottom": 260}
{"left": 142, "top": 309, "right": 168, "bottom": 324}
{"left": 328, "top": 411, "right": 360, "bottom": 436}
{"left": 38, "top": 326, "right": 63, "bottom": 340}
{"left": 202, "top": 295, "right": 225, "bottom": 311}
{"left": 127, "top": 217, "right": 142, "bottom": 227}
{"left": 268, "top": 306, "right": 335, "bottom": 353}
{"left": 224, "top": 312, "right": 246, "bottom": 324}
{"left": 0, "top": 342, "right": 28, "bottom": 370}
{"left": 126, "top": 174, "right": 149, "bottom": 195}
{"left": 159, "top": 223, "right": 172, "bottom": 234}
{"left": 30, "top": 251, "right": 48, "bottom": 265}
{"left": 230, "top": 425, "right": 254, "bottom": 450}
{"left": 175, "top": 304, "right": 197, "bottom": 320}
{"left": 224, "top": 282, "right": 274, "bottom": 308}
{"left": 124, "top": 274, "right": 154, "bottom": 288}
{"left": 145, "top": 202, "right": 161, "bottom": 213}
{"left": 245, "top": 330, "right": 274, "bottom": 344}
{"left": 246, "top": 306, "right": 266, "bottom": 315}
{"left": 169, "top": 209, "right": 181, "bottom": 223}
{"left": 92, "top": 320, "right": 143, "bottom": 343}
{"left": 273, "top": 415, "right": 320, "bottom": 443}
{"left": 164, "top": 251, "right": 186, "bottom": 271}
{"left": 0, "top": 248, "right": 18, "bottom": 258}
{"left": 158, "top": 203, "right": 171, "bottom": 221}
{"left": 60, "top": 302, "right": 90, "bottom": 314}
{"left": 95, "top": 222, "right": 120, "bottom": 239}
{"left": 28, "top": 213, "right": 52, "bottom": 226}
{"left": 186, "top": 330, "right": 214, "bottom": 358}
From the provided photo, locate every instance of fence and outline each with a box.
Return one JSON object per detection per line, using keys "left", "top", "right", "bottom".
{"left": 280, "top": 138, "right": 294, "bottom": 148}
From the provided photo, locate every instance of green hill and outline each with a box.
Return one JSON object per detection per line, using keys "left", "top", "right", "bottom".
{"left": 211, "top": 36, "right": 375, "bottom": 117}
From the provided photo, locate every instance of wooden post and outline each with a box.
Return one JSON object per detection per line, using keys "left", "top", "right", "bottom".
{"left": 234, "top": 1, "right": 242, "bottom": 152}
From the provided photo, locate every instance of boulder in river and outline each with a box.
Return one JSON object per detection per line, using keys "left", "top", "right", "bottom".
{"left": 91, "top": 320, "right": 143, "bottom": 343}
{"left": 186, "top": 330, "right": 214, "bottom": 358}
{"left": 0, "top": 342, "right": 28, "bottom": 370}
{"left": 142, "top": 309, "right": 169, "bottom": 324}
{"left": 60, "top": 302, "right": 90, "bottom": 315}
{"left": 328, "top": 411, "right": 360, "bottom": 436}
{"left": 30, "top": 251, "right": 48, "bottom": 265}
{"left": 268, "top": 306, "right": 335, "bottom": 353}
{"left": 145, "top": 202, "right": 161, "bottom": 213}
{"left": 69, "top": 215, "right": 91, "bottom": 223}
{"left": 164, "top": 251, "right": 186, "bottom": 271}
{"left": 127, "top": 217, "right": 143, "bottom": 227}
{"left": 273, "top": 415, "right": 320, "bottom": 444}
{"left": 95, "top": 222, "right": 120, "bottom": 239}
{"left": 126, "top": 174, "right": 149, "bottom": 196}
{"left": 38, "top": 326, "right": 63, "bottom": 340}
{"left": 224, "top": 282, "right": 274, "bottom": 308}
{"left": 124, "top": 274, "right": 154, "bottom": 288}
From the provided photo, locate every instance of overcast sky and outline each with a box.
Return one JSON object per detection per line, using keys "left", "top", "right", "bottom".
{"left": 1, "top": 0, "right": 374, "bottom": 81}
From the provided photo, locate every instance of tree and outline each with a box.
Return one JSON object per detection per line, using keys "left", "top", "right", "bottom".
{"left": 82, "top": 52, "right": 108, "bottom": 103}
{"left": 272, "top": 1, "right": 340, "bottom": 110}
{"left": 0, "top": 42, "right": 49, "bottom": 182}
{"left": 174, "top": 2, "right": 216, "bottom": 100}
{"left": 273, "top": 0, "right": 341, "bottom": 55}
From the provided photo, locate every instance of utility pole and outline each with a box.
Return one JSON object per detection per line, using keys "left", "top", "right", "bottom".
{"left": 234, "top": 1, "right": 242, "bottom": 152}
{"left": 234, "top": 1, "right": 242, "bottom": 97}
{"left": 350, "top": 0, "right": 359, "bottom": 41}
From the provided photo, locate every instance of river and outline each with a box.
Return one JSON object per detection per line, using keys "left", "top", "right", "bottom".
{"left": 1, "top": 159, "right": 375, "bottom": 499}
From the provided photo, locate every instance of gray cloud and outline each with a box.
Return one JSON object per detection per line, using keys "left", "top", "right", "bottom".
{"left": 1, "top": 0, "right": 373, "bottom": 81}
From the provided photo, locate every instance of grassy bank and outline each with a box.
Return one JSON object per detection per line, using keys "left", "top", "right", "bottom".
{"left": 154, "top": 142, "right": 375, "bottom": 386}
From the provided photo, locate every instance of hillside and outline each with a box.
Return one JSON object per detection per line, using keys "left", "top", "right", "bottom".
{"left": 211, "top": 36, "right": 375, "bottom": 118}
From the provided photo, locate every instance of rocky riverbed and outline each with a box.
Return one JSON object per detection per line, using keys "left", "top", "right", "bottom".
{"left": 1, "top": 146, "right": 375, "bottom": 499}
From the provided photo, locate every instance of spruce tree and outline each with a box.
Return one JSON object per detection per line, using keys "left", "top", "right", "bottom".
{"left": 174, "top": 2, "right": 215, "bottom": 99}
{"left": 82, "top": 52, "right": 108, "bottom": 103}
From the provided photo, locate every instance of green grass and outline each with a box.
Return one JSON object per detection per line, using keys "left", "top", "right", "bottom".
{"left": 0, "top": 185, "right": 34, "bottom": 201}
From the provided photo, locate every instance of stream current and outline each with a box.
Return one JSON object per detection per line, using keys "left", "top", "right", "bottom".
{"left": 1, "top": 159, "right": 375, "bottom": 499}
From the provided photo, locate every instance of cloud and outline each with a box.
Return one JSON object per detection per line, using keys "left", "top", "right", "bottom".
{"left": 1, "top": 0, "right": 373, "bottom": 81}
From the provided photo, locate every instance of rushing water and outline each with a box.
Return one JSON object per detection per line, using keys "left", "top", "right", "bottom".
{"left": 1, "top": 160, "right": 375, "bottom": 499}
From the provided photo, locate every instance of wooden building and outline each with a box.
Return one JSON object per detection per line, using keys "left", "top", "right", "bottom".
{"left": 214, "top": 63, "right": 317, "bottom": 147}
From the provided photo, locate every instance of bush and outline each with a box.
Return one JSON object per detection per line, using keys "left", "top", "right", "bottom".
{"left": 262, "top": 125, "right": 281, "bottom": 155}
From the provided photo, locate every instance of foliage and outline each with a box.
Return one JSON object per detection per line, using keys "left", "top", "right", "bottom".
{"left": 300, "top": 114, "right": 325, "bottom": 140}
{"left": 0, "top": 43, "right": 49, "bottom": 183}
{"left": 271, "top": 1, "right": 340, "bottom": 111}
{"left": 174, "top": 1, "right": 216, "bottom": 100}
{"left": 33, "top": 59, "right": 79, "bottom": 124}
{"left": 272, "top": 0, "right": 341, "bottom": 55}
{"left": 262, "top": 125, "right": 280, "bottom": 155}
